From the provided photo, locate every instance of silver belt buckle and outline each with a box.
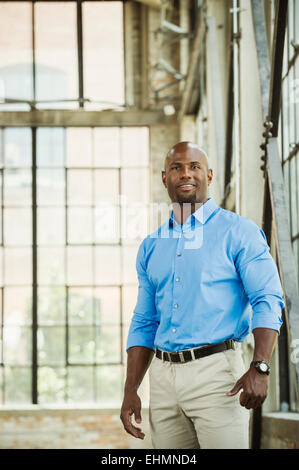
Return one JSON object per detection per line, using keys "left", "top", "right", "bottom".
{"left": 179, "top": 351, "right": 184, "bottom": 363}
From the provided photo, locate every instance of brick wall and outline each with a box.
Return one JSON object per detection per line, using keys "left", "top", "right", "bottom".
{"left": 0, "top": 407, "right": 153, "bottom": 449}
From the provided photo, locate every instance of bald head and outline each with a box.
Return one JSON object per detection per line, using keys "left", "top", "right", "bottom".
{"left": 164, "top": 141, "right": 209, "bottom": 171}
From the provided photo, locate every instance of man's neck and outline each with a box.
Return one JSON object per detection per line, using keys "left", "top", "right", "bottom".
{"left": 172, "top": 198, "right": 208, "bottom": 225}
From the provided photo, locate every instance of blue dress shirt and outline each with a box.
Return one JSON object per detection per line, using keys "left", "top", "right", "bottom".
{"left": 126, "top": 197, "right": 285, "bottom": 353}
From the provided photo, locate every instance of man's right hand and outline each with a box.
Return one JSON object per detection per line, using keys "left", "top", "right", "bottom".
{"left": 120, "top": 391, "right": 145, "bottom": 439}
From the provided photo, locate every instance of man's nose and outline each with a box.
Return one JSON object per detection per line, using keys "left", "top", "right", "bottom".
{"left": 179, "top": 166, "right": 192, "bottom": 178}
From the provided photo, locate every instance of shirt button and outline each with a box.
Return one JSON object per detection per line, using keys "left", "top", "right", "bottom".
{"left": 172, "top": 328, "right": 176, "bottom": 333}
{"left": 174, "top": 303, "right": 178, "bottom": 308}
{"left": 177, "top": 252, "right": 181, "bottom": 256}
{"left": 175, "top": 277, "right": 180, "bottom": 282}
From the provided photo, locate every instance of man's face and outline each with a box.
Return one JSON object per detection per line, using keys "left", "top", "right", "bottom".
{"left": 162, "top": 146, "right": 213, "bottom": 204}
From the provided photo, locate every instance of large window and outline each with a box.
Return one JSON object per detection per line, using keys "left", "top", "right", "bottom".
{"left": 0, "top": 1, "right": 124, "bottom": 110}
{"left": 0, "top": 126, "right": 149, "bottom": 405}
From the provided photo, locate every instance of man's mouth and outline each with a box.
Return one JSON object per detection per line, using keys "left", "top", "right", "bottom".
{"left": 177, "top": 184, "right": 196, "bottom": 191}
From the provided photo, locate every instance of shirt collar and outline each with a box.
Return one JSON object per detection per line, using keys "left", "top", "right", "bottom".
{"left": 169, "top": 197, "right": 219, "bottom": 230}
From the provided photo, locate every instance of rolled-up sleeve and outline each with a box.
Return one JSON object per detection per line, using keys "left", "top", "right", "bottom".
{"left": 126, "top": 239, "right": 159, "bottom": 353}
{"left": 233, "top": 218, "right": 285, "bottom": 333}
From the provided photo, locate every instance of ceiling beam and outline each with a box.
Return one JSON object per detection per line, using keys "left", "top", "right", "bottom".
{"left": 0, "top": 109, "right": 175, "bottom": 127}
{"left": 134, "top": 0, "right": 161, "bottom": 9}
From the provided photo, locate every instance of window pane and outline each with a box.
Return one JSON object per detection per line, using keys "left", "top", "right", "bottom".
{"left": 96, "top": 325, "right": 121, "bottom": 363}
{"left": 94, "top": 128, "right": 120, "bottom": 168}
{"left": 0, "top": 129, "right": 3, "bottom": 167}
{"left": 122, "top": 324, "right": 129, "bottom": 361}
{"left": 35, "top": 2, "right": 78, "bottom": 109}
{"left": 67, "top": 208, "right": 93, "bottom": 244}
{"left": 4, "top": 128, "right": 32, "bottom": 168}
{"left": 38, "top": 247, "right": 65, "bottom": 286}
{"left": 67, "top": 246, "right": 93, "bottom": 286}
{"left": 4, "top": 287, "right": 32, "bottom": 326}
{"left": 69, "top": 326, "right": 95, "bottom": 364}
{"left": 83, "top": 2, "right": 124, "bottom": 109}
{"left": 66, "top": 128, "right": 92, "bottom": 167}
{"left": 96, "top": 365, "right": 123, "bottom": 403}
{"left": 122, "top": 245, "right": 139, "bottom": 284}
{"left": 95, "top": 246, "right": 121, "bottom": 285}
{"left": 4, "top": 169, "right": 32, "bottom": 206}
{"left": 4, "top": 208, "right": 32, "bottom": 246}
{"left": 122, "top": 285, "right": 138, "bottom": 324}
{"left": 68, "top": 287, "right": 94, "bottom": 325}
{"left": 121, "top": 127, "right": 149, "bottom": 167}
{"left": 0, "top": 3, "right": 33, "bottom": 110}
{"left": 94, "top": 287, "right": 120, "bottom": 324}
{"left": 37, "top": 168, "right": 65, "bottom": 206}
{"left": 122, "top": 204, "right": 149, "bottom": 244}
{"left": 37, "top": 208, "right": 66, "bottom": 245}
{"left": 67, "top": 170, "right": 92, "bottom": 206}
{"left": 4, "top": 366, "right": 31, "bottom": 404}
{"left": 3, "top": 326, "right": 32, "bottom": 365}
{"left": 4, "top": 247, "right": 32, "bottom": 285}
{"left": 38, "top": 367, "right": 66, "bottom": 404}
{"left": 38, "top": 287, "right": 66, "bottom": 325}
{"left": 0, "top": 367, "right": 3, "bottom": 404}
{"left": 94, "top": 205, "right": 120, "bottom": 244}
{"left": 67, "top": 366, "right": 94, "bottom": 402}
{"left": 36, "top": 128, "right": 65, "bottom": 167}
{"left": 94, "top": 169, "right": 119, "bottom": 204}
{"left": 121, "top": 168, "right": 149, "bottom": 204}
{"left": 0, "top": 248, "right": 3, "bottom": 286}
{"left": 38, "top": 326, "right": 65, "bottom": 365}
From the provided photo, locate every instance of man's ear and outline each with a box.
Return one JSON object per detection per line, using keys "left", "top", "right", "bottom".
{"left": 162, "top": 170, "right": 167, "bottom": 187}
{"left": 207, "top": 168, "right": 213, "bottom": 185}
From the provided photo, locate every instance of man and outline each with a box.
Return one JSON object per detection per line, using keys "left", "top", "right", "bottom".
{"left": 120, "top": 142, "right": 285, "bottom": 449}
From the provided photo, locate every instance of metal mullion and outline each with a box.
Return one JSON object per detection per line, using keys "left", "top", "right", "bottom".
{"left": 0, "top": 139, "right": 2, "bottom": 379}
{"left": 60, "top": 362, "right": 120, "bottom": 367}
{"left": 64, "top": 137, "right": 69, "bottom": 400}
{"left": 32, "top": 127, "right": 38, "bottom": 404}
{"left": 119, "top": 133, "right": 123, "bottom": 366}
{"left": 0, "top": 285, "right": 3, "bottom": 404}
{"left": 32, "top": 2, "right": 36, "bottom": 105}
{"left": 91, "top": 129, "right": 97, "bottom": 401}
{"left": 77, "top": 0, "right": 84, "bottom": 108}
{"left": 65, "top": 286, "right": 69, "bottom": 402}
{"left": 282, "top": 143, "right": 299, "bottom": 166}
{"left": 1, "top": 129, "right": 4, "bottom": 246}
{"left": 223, "top": 20, "right": 234, "bottom": 208}
{"left": 267, "top": 0, "right": 288, "bottom": 137}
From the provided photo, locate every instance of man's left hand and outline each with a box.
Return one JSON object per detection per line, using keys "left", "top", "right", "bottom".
{"left": 226, "top": 366, "right": 269, "bottom": 409}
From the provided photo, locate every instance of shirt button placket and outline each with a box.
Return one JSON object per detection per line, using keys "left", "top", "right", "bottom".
{"left": 172, "top": 237, "right": 183, "bottom": 334}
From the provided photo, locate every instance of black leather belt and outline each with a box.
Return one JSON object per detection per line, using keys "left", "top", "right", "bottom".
{"left": 155, "top": 340, "right": 235, "bottom": 363}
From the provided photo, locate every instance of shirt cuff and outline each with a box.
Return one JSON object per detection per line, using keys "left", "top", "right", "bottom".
{"left": 251, "top": 301, "right": 283, "bottom": 333}
{"left": 126, "top": 334, "right": 156, "bottom": 354}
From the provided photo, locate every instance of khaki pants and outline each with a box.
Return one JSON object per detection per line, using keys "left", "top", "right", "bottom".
{"left": 149, "top": 347, "right": 250, "bottom": 449}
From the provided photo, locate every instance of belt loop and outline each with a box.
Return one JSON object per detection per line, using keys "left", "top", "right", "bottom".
{"left": 190, "top": 349, "right": 195, "bottom": 360}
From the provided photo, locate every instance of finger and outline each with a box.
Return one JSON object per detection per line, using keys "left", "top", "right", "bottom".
{"left": 124, "top": 409, "right": 144, "bottom": 439}
{"left": 133, "top": 409, "right": 142, "bottom": 424}
{"left": 125, "top": 423, "right": 145, "bottom": 439}
{"left": 226, "top": 380, "right": 243, "bottom": 396}
{"left": 239, "top": 391, "right": 256, "bottom": 409}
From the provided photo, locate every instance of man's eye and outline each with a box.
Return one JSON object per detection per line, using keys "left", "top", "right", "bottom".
{"left": 192, "top": 165, "right": 200, "bottom": 169}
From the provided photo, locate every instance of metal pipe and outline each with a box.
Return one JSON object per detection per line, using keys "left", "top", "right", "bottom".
{"left": 232, "top": 0, "right": 240, "bottom": 214}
